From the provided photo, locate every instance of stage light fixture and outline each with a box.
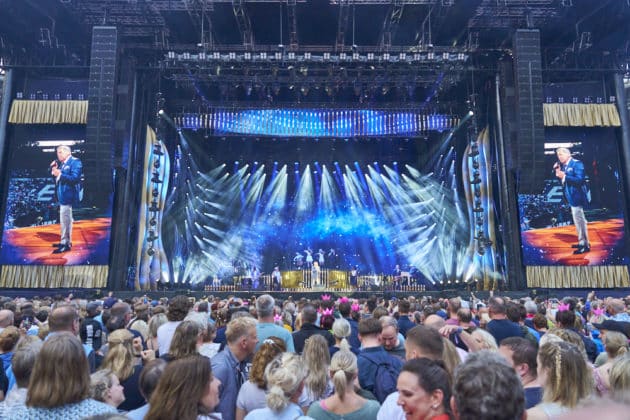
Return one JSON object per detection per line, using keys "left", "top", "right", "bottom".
{"left": 244, "top": 52, "right": 251, "bottom": 60}
{"left": 399, "top": 52, "right": 406, "bottom": 60}
{"left": 367, "top": 52, "right": 374, "bottom": 60}
{"left": 323, "top": 52, "right": 330, "bottom": 60}
{"left": 288, "top": 52, "right": 295, "bottom": 59}
{"left": 275, "top": 52, "right": 282, "bottom": 60}
{"left": 427, "top": 52, "right": 434, "bottom": 60}
{"left": 383, "top": 53, "right": 390, "bottom": 60}
{"left": 340, "top": 52, "right": 347, "bottom": 60}
{"left": 213, "top": 52, "right": 220, "bottom": 59}
{"left": 304, "top": 52, "right": 311, "bottom": 59}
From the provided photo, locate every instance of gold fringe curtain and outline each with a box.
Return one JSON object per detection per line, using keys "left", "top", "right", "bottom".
{"left": 8, "top": 100, "right": 88, "bottom": 124}
{"left": 0, "top": 265, "right": 108, "bottom": 288}
{"left": 543, "top": 103, "right": 621, "bottom": 127}
{"left": 526, "top": 266, "right": 629, "bottom": 288}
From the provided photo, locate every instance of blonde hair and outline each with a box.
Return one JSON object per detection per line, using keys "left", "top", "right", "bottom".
{"left": 226, "top": 316, "right": 257, "bottom": 344}
{"left": 90, "top": 369, "right": 117, "bottom": 403}
{"left": 330, "top": 350, "right": 357, "bottom": 401}
{"left": 538, "top": 341, "right": 592, "bottom": 408}
{"left": 441, "top": 338, "right": 462, "bottom": 378}
{"left": 605, "top": 331, "right": 629, "bottom": 359}
{"left": 610, "top": 353, "right": 630, "bottom": 398}
{"left": 265, "top": 353, "right": 308, "bottom": 411}
{"left": 101, "top": 329, "right": 135, "bottom": 381}
{"left": 471, "top": 328, "right": 498, "bottom": 351}
{"left": 332, "top": 318, "right": 351, "bottom": 352}
{"left": 148, "top": 313, "right": 167, "bottom": 338}
{"left": 303, "top": 334, "right": 330, "bottom": 400}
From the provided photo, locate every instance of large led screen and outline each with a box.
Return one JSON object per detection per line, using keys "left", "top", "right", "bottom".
{"left": 518, "top": 127, "right": 627, "bottom": 266}
{"left": 0, "top": 126, "right": 112, "bottom": 265}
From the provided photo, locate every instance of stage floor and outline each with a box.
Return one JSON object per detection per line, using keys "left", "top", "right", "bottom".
{"left": 521, "top": 218, "right": 625, "bottom": 265}
{"left": 0, "top": 218, "right": 111, "bottom": 265}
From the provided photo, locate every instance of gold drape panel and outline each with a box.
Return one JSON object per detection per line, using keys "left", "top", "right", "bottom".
{"left": 8, "top": 100, "right": 88, "bottom": 124}
{"left": 0, "top": 265, "right": 108, "bottom": 288}
{"left": 526, "top": 266, "right": 629, "bottom": 288}
{"left": 543, "top": 103, "right": 621, "bottom": 127}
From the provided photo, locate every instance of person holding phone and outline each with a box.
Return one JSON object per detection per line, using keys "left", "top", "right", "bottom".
{"left": 554, "top": 147, "right": 590, "bottom": 254}
{"left": 50, "top": 145, "right": 83, "bottom": 254}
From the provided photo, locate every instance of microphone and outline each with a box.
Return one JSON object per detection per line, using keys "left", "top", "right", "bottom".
{"left": 553, "top": 162, "right": 560, "bottom": 170}
{"left": 50, "top": 159, "right": 59, "bottom": 168}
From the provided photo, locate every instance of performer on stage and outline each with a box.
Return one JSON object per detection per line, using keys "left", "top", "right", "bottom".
{"left": 349, "top": 265, "right": 358, "bottom": 288}
{"left": 293, "top": 252, "right": 304, "bottom": 268}
{"left": 317, "top": 248, "right": 325, "bottom": 267}
{"left": 311, "top": 261, "right": 321, "bottom": 287}
{"left": 304, "top": 248, "right": 313, "bottom": 268}
{"left": 392, "top": 264, "right": 402, "bottom": 289}
{"left": 554, "top": 147, "right": 590, "bottom": 254}
{"left": 251, "top": 266, "right": 260, "bottom": 289}
{"left": 271, "top": 266, "right": 282, "bottom": 290}
{"left": 51, "top": 145, "right": 83, "bottom": 254}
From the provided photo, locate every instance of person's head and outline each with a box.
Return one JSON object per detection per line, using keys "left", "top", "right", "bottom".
{"left": 533, "top": 313, "right": 548, "bottom": 330}
{"left": 250, "top": 337, "right": 287, "bottom": 389}
{"left": 555, "top": 308, "right": 576, "bottom": 329}
{"left": 609, "top": 353, "right": 630, "bottom": 399}
{"left": 0, "top": 326, "right": 20, "bottom": 353}
{"left": 265, "top": 353, "right": 308, "bottom": 412}
{"left": 405, "top": 325, "right": 444, "bottom": 361}
{"left": 448, "top": 298, "right": 461, "bottom": 315}
{"left": 498, "top": 337, "right": 538, "bottom": 382}
{"left": 147, "top": 355, "right": 221, "bottom": 420}
{"left": 303, "top": 334, "right": 331, "bottom": 399}
{"left": 358, "top": 317, "right": 382, "bottom": 346}
{"left": 169, "top": 320, "right": 202, "bottom": 360}
{"left": 256, "top": 295, "right": 275, "bottom": 319}
{"left": 488, "top": 297, "right": 507, "bottom": 319}
{"left": 471, "top": 329, "right": 499, "bottom": 351}
{"left": 138, "top": 358, "right": 167, "bottom": 403}
{"left": 90, "top": 369, "right": 125, "bottom": 408}
{"left": 397, "top": 358, "right": 451, "bottom": 420}
{"left": 56, "top": 145, "right": 72, "bottom": 161}
{"left": 148, "top": 312, "right": 168, "bottom": 338}
{"left": 332, "top": 318, "right": 352, "bottom": 351}
{"left": 330, "top": 350, "right": 358, "bottom": 401}
{"left": 556, "top": 147, "right": 571, "bottom": 164}
{"left": 338, "top": 301, "right": 352, "bottom": 318}
{"left": 167, "top": 295, "right": 193, "bottom": 322}
{"left": 399, "top": 300, "right": 411, "bottom": 315}
{"left": 0, "top": 309, "right": 14, "bottom": 328}
{"left": 524, "top": 300, "right": 538, "bottom": 315}
{"left": 48, "top": 304, "right": 80, "bottom": 334}
{"left": 301, "top": 304, "right": 318, "bottom": 324}
{"left": 537, "top": 341, "right": 593, "bottom": 408}
{"left": 110, "top": 302, "right": 132, "bottom": 325}
{"left": 380, "top": 316, "right": 400, "bottom": 351}
{"left": 12, "top": 338, "right": 43, "bottom": 388}
{"left": 27, "top": 332, "right": 90, "bottom": 408}
{"left": 451, "top": 350, "right": 525, "bottom": 420}
{"left": 423, "top": 314, "right": 446, "bottom": 330}
{"left": 457, "top": 308, "right": 472, "bottom": 325}
{"left": 372, "top": 306, "right": 389, "bottom": 320}
{"left": 225, "top": 316, "right": 258, "bottom": 360}
{"left": 102, "top": 328, "right": 135, "bottom": 381}
{"left": 604, "top": 331, "right": 629, "bottom": 359}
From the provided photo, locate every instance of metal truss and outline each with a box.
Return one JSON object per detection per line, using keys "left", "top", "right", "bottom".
{"left": 232, "top": 0, "right": 255, "bottom": 50}
{"left": 335, "top": 0, "right": 351, "bottom": 51}
{"left": 379, "top": 0, "right": 405, "bottom": 52}
{"left": 287, "top": 0, "right": 299, "bottom": 50}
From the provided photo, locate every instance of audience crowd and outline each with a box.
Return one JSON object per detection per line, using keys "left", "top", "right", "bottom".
{"left": 0, "top": 290, "right": 629, "bottom": 419}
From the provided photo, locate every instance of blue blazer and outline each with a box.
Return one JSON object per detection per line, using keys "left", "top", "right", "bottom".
{"left": 55, "top": 156, "right": 83, "bottom": 206}
{"left": 562, "top": 158, "right": 589, "bottom": 207}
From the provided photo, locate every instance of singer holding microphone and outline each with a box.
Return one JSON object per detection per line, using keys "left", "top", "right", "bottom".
{"left": 554, "top": 147, "right": 590, "bottom": 254}
{"left": 50, "top": 145, "right": 83, "bottom": 254}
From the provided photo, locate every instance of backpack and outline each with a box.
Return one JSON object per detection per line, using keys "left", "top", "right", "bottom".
{"left": 361, "top": 352, "right": 400, "bottom": 403}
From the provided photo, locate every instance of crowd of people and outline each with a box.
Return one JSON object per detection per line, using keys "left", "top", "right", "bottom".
{"left": 0, "top": 290, "right": 628, "bottom": 419}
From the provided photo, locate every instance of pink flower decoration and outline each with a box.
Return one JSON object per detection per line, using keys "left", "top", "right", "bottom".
{"left": 321, "top": 294, "right": 331, "bottom": 301}
{"left": 557, "top": 303, "right": 571, "bottom": 312}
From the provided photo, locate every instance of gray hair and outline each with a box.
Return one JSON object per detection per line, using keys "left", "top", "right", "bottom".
{"left": 379, "top": 315, "right": 399, "bottom": 331}
{"left": 256, "top": 295, "right": 275, "bottom": 318}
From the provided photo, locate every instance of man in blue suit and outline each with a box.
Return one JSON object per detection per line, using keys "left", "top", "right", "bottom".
{"left": 51, "top": 145, "right": 83, "bottom": 253}
{"left": 554, "top": 147, "right": 590, "bottom": 254}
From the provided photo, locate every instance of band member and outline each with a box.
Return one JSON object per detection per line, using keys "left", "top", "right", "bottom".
{"left": 251, "top": 266, "right": 260, "bottom": 289}
{"left": 293, "top": 252, "right": 304, "bottom": 268}
{"left": 349, "top": 266, "right": 358, "bottom": 287}
{"left": 51, "top": 145, "right": 83, "bottom": 254}
{"left": 317, "top": 248, "right": 325, "bottom": 267}
{"left": 392, "top": 264, "right": 402, "bottom": 289}
{"left": 271, "top": 266, "right": 282, "bottom": 290}
{"left": 554, "top": 147, "right": 590, "bottom": 254}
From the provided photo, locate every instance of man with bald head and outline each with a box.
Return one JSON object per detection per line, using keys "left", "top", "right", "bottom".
{"left": 0, "top": 310, "right": 14, "bottom": 333}
{"left": 48, "top": 304, "right": 96, "bottom": 372}
{"left": 607, "top": 299, "right": 630, "bottom": 322}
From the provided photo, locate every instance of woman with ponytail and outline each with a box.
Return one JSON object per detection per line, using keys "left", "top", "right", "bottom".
{"left": 244, "top": 353, "right": 309, "bottom": 420}
{"left": 593, "top": 331, "right": 628, "bottom": 396}
{"left": 307, "top": 350, "right": 380, "bottom": 420}
{"left": 330, "top": 318, "right": 359, "bottom": 357}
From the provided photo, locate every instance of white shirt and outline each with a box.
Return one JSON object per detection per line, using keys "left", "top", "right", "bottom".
{"left": 377, "top": 392, "right": 405, "bottom": 420}
{"left": 157, "top": 321, "right": 181, "bottom": 355}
